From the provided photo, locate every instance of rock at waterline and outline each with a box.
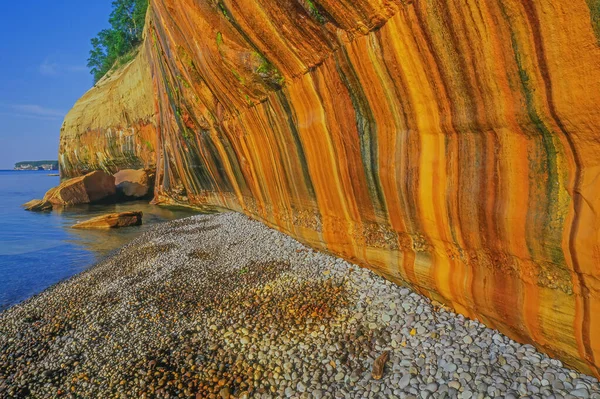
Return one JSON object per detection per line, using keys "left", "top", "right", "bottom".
{"left": 114, "top": 169, "right": 154, "bottom": 198}
{"left": 72, "top": 211, "right": 143, "bottom": 229}
{"left": 46, "top": 170, "right": 116, "bottom": 206}
{"left": 24, "top": 170, "right": 116, "bottom": 211}
{"left": 22, "top": 199, "right": 52, "bottom": 211}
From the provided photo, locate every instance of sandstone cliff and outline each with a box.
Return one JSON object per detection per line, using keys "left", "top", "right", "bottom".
{"left": 60, "top": 0, "right": 600, "bottom": 377}
{"left": 59, "top": 40, "right": 156, "bottom": 178}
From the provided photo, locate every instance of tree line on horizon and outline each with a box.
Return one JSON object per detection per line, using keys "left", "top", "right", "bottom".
{"left": 87, "top": 0, "right": 149, "bottom": 83}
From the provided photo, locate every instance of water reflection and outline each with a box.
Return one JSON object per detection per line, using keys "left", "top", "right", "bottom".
{"left": 55, "top": 201, "right": 201, "bottom": 257}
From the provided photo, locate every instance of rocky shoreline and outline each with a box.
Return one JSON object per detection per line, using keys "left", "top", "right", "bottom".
{"left": 0, "top": 213, "right": 598, "bottom": 399}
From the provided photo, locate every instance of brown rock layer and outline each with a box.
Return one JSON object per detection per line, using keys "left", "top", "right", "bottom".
{"left": 22, "top": 199, "right": 52, "bottom": 212}
{"left": 59, "top": 0, "right": 600, "bottom": 377}
{"left": 47, "top": 171, "right": 116, "bottom": 206}
{"left": 72, "top": 211, "right": 143, "bottom": 229}
{"left": 24, "top": 171, "right": 116, "bottom": 211}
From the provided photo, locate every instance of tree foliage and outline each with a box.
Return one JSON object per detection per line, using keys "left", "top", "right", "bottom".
{"left": 87, "top": 0, "right": 149, "bottom": 83}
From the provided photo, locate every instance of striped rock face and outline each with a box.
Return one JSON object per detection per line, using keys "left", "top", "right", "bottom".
{"left": 59, "top": 45, "right": 157, "bottom": 179}
{"left": 61, "top": 0, "right": 600, "bottom": 376}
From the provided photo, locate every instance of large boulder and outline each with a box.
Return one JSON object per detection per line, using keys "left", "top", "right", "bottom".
{"left": 114, "top": 169, "right": 154, "bottom": 199}
{"left": 46, "top": 170, "right": 116, "bottom": 206}
{"left": 72, "top": 211, "right": 143, "bottom": 229}
{"left": 24, "top": 170, "right": 116, "bottom": 211}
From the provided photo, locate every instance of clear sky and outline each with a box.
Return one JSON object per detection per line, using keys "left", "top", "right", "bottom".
{"left": 0, "top": 1, "right": 113, "bottom": 169}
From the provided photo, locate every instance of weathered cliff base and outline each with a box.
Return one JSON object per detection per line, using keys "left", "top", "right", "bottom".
{"left": 1, "top": 214, "right": 598, "bottom": 398}
{"left": 60, "top": 0, "right": 600, "bottom": 377}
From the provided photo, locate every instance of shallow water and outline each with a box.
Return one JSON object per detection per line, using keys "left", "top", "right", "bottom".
{"left": 0, "top": 170, "right": 199, "bottom": 310}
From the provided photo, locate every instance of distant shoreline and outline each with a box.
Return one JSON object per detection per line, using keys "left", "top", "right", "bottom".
{"left": 0, "top": 169, "right": 58, "bottom": 172}
{"left": 13, "top": 160, "right": 59, "bottom": 171}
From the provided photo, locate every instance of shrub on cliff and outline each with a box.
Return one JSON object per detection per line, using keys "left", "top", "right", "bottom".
{"left": 87, "top": 0, "right": 149, "bottom": 83}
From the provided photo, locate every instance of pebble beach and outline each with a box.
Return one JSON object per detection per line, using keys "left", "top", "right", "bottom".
{"left": 0, "top": 212, "right": 598, "bottom": 399}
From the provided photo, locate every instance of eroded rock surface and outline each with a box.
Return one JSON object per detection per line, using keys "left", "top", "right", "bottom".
{"left": 114, "top": 169, "right": 154, "bottom": 199}
{"left": 46, "top": 170, "right": 116, "bottom": 206}
{"left": 22, "top": 199, "right": 52, "bottom": 212}
{"left": 58, "top": 0, "right": 600, "bottom": 376}
{"left": 59, "top": 46, "right": 156, "bottom": 179}
{"left": 25, "top": 171, "right": 116, "bottom": 211}
{"left": 72, "top": 211, "right": 143, "bottom": 229}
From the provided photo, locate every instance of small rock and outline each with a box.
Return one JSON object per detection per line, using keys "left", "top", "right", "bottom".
{"left": 425, "top": 383, "right": 438, "bottom": 392}
{"left": 297, "top": 381, "right": 306, "bottom": 392}
{"left": 219, "top": 387, "right": 230, "bottom": 399}
{"left": 571, "top": 389, "right": 590, "bottom": 398}
{"left": 372, "top": 351, "right": 389, "bottom": 380}
{"left": 399, "top": 374, "right": 411, "bottom": 389}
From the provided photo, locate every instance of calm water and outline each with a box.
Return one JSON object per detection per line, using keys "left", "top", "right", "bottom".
{"left": 0, "top": 170, "right": 199, "bottom": 310}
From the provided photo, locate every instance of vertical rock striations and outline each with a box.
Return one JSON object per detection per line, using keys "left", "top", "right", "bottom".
{"left": 60, "top": 0, "right": 600, "bottom": 377}
{"left": 59, "top": 41, "right": 157, "bottom": 178}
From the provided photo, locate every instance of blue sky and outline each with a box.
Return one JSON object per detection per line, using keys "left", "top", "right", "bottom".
{"left": 0, "top": 1, "right": 113, "bottom": 169}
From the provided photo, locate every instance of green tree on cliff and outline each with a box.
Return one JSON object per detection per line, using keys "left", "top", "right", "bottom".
{"left": 87, "top": 0, "right": 149, "bottom": 83}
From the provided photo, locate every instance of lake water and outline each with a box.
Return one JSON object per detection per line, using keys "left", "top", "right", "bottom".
{"left": 0, "top": 170, "right": 199, "bottom": 310}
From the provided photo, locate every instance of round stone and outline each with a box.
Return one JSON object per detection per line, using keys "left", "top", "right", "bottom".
{"left": 297, "top": 381, "right": 306, "bottom": 392}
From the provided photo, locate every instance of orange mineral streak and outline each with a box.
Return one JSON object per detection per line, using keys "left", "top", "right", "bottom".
{"left": 60, "top": 0, "right": 600, "bottom": 376}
